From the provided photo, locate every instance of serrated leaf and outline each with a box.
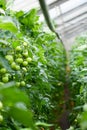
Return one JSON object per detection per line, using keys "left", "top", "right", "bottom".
{"left": 21, "top": 9, "right": 39, "bottom": 28}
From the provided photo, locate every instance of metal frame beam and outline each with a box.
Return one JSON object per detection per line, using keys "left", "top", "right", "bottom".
{"left": 54, "top": 2, "right": 87, "bottom": 21}
{"left": 62, "top": 24, "right": 87, "bottom": 38}
{"left": 57, "top": 16, "right": 87, "bottom": 32}
{"left": 65, "top": 28, "right": 87, "bottom": 38}
{"left": 54, "top": 2, "right": 87, "bottom": 20}
{"left": 48, "top": 0, "right": 69, "bottom": 10}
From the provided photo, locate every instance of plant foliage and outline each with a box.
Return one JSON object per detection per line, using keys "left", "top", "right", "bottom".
{"left": 69, "top": 33, "right": 87, "bottom": 129}
{"left": 0, "top": 1, "right": 66, "bottom": 130}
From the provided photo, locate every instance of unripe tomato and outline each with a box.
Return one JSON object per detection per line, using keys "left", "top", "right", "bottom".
{"left": 11, "top": 62, "right": 16, "bottom": 69}
{"left": 74, "top": 119, "right": 77, "bottom": 122}
{"left": 0, "top": 101, "right": 3, "bottom": 110}
{"left": 0, "top": 115, "right": 3, "bottom": 122}
{"left": 20, "top": 81, "right": 26, "bottom": 86}
{"left": 15, "top": 65, "right": 20, "bottom": 70}
{"left": 16, "top": 82, "right": 20, "bottom": 87}
{"left": 26, "top": 57, "right": 32, "bottom": 62}
{"left": 15, "top": 46, "right": 22, "bottom": 51}
{"left": 5, "top": 73, "right": 11, "bottom": 78}
{"left": 23, "top": 51, "right": 28, "bottom": 57}
{"left": 2, "top": 76, "right": 9, "bottom": 83}
{"left": 22, "top": 61, "right": 28, "bottom": 66}
{"left": 16, "top": 58, "right": 23, "bottom": 64}
{"left": 5, "top": 55, "right": 13, "bottom": 63}
{"left": 0, "top": 68, "right": 7, "bottom": 74}
{"left": 17, "top": 54, "right": 22, "bottom": 58}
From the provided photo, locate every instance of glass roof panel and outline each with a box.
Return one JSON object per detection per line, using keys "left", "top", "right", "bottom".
{"left": 60, "top": 0, "right": 87, "bottom": 13}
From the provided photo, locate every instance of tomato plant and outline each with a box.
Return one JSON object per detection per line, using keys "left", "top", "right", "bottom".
{"left": 2, "top": 0, "right": 87, "bottom": 130}
{"left": 69, "top": 33, "right": 87, "bottom": 129}
{"left": 1, "top": 0, "right": 87, "bottom": 129}
{"left": 0, "top": 1, "right": 66, "bottom": 129}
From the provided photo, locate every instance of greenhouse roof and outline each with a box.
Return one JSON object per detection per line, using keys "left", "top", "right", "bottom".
{"left": 11, "top": 0, "right": 87, "bottom": 50}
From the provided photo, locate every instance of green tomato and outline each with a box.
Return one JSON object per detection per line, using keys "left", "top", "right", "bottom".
{"left": 0, "top": 115, "right": 3, "bottom": 122}
{"left": 16, "top": 58, "right": 23, "bottom": 64}
{"left": 11, "top": 62, "right": 16, "bottom": 69}
{"left": 2, "top": 76, "right": 9, "bottom": 83}
{"left": 26, "top": 57, "right": 32, "bottom": 62}
{"left": 5, "top": 73, "right": 11, "bottom": 78}
{"left": 17, "top": 54, "right": 22, "bottom": 58}
{"left": 16, "top": 82, "right": 20, "bottom": 87}
{"left": 5, "top": 55, "right": 13, "bottom": 63}
{"left": 22, "top": 61, "right": 28, "bottom": 66}
{"left": 15, "top": 46, "right": 22, "bottom": 51}
{"left": 20, "top": 81, "right": 26, "bottom": 87}
{"left": 0, "top": 68, "right": 7, "bottom": 74}
{"left": 0, "top": 101, "right": 3, "bottom": 110}
{"left": 23, "top": 51, "right": 28, "bottom": 57}
{"left": 15, "top": 65, "right": 20, "bottom": 70}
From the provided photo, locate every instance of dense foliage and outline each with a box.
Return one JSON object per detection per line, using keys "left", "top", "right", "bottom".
{"left": 1, "top": 1, "right": 87, "bottom": 130}
{"left": 69, "top": 33, "right": 87, "bottom": 129}
{"left": 0, "top": 1, "right": 66, "bottom": 129}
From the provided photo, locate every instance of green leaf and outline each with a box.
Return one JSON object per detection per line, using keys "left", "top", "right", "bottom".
{"left": 12, "top": 40, "right": 20, "bottom": 48}
{"left": 82, "top": 76, "right": 87, "bottom": 83}
{"left": 0, "top": 84, "right": 29, "bottom": 106}
{"left": 0, "top": 81, "right": 15, "bottom": 90}
{"left": 0, "top": 16, "right": 18, "bottom": 33}
{"left": 15, "top": 11, "right": 24, "bottom": 19}
{"left": 9, "top": 106, "right": 35, "bottom": 129}
{"left": 0, "top": 82, "right": 36, "bottom": 129}
{"left": 80, "top": 111, "right": 87, "bottom": 129}
{"left": 21, "top": 9, "right": 39, "bottom": 28}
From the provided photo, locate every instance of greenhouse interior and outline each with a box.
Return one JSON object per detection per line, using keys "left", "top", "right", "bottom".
{"left": 0, "top": 0, "right": 87, "bottom": 130}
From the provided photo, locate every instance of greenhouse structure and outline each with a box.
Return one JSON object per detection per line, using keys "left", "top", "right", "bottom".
{"left": 0, "top": 0, "right": 87, "bottom": 130}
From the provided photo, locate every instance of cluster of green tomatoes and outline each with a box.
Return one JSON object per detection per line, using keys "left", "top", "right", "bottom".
{"left": 0, "top": 41, "right": 32, "bottom": 87}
